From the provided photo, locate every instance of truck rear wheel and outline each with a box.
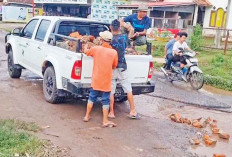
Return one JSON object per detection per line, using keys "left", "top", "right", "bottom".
{"left": 8, "top": 50, "right": 22, "bottom": 78}
{"left": 43, "top": 66, "right": 65, "bottom": 104}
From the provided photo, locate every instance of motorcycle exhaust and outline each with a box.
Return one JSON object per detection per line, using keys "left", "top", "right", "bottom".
{"left": 160, "top": 67, "right": 168, "bottom": 75}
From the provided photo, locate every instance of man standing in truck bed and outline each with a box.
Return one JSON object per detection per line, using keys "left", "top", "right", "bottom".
{"left": 83, "top": 31, "right": 118, "bottom": 128}
{"left": 121, "top": 3, "right": 151, "bottom": 46}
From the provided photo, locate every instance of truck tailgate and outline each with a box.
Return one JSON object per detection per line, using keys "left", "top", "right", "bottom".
{"left": 81, "top": 55, "right": 153, "bottom": 84}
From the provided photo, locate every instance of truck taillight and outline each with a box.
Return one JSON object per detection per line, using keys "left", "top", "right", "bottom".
{"left": 148, "top": 62, "right": 154, "bottom": 80}
{"left": 71, "top": 60, "right": 82, "bottom": 80}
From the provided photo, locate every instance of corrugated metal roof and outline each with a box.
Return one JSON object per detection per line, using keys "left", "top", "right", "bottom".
{"left": 194, "top": 0, "right": 212, "bottom": 6}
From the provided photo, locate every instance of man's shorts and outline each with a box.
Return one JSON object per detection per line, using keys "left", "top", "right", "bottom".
{"left": 88, "top": 88, "right": 110, "bottom": 109}
{"left": 111, "top": 68, "right": 132, "bottom": 95}
{"left": 134, "top": 35, "right": 147, "bottom": 46}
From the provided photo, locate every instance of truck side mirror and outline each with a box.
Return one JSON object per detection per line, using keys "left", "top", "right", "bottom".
{"left": 12, "top": 27, "right": 23, "bottom": 36}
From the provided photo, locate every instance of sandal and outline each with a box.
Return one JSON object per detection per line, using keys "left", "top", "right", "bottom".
{"left": 128, "top": 114, "right": 141, "bottom": 120}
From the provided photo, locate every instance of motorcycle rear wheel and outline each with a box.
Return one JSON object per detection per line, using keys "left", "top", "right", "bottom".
{"left": 189, "top": 72, "right": 204, "bottom": 90}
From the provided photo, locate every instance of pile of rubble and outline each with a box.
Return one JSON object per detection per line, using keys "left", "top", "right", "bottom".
{"left": 57, "top": 22, "right": 146, "bottom": 55}
{"left": 169, "top": 113, "right": 230, "bottom": 157}
{"left": 56, "top": 32, "right": 101, "bottom": 52}
{"left": 69, "top": 32, "right": 100, "bottom": 52}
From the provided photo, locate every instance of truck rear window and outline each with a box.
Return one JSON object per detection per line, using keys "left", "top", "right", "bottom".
{"left": 57, "top": 22, "right": 108, "bottom": 37}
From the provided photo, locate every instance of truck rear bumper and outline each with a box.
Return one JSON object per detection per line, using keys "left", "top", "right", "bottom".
{"left": 66, "top": 82, "right": 155, "bottom": 98}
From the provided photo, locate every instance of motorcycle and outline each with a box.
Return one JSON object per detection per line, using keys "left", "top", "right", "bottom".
{"left": 161, "top": 50, "right": 204, "bottom": 90}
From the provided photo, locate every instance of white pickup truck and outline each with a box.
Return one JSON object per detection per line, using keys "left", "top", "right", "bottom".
{"left": 5, "top": 16, "right": 155, "bottom": 103}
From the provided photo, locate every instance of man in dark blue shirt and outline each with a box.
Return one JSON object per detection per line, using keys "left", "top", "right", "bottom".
{"left": 121, "top": 3, "right": 151, "bottom": 46}
{"left": 109, "top": 19, "right": 139, "bottom": 119}
{"left": 164, "top": 32, "right": 181, "bottom": 70}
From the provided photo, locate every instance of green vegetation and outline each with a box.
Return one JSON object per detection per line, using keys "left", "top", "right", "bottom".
{"left": 202, "top": 37, "right": 214, "bottom": 47}
{"left": 135, "top": 40, "right": 165, "bottom": 57}
{"left": 153, "top": 61, "right": 164, "bottom": 69}
{"left": 150, "top": 40, "right": 166, "bottom": 57}
{"left": 190, "top": 24, "right": 203, "bottom": 51}
{"left": 0, "top": 119, "right": 59, "bottom": 157}
{"left": 198, "top": 49, "right": 232, "bottom": 91}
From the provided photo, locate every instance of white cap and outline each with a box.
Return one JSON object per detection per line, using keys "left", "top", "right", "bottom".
{"left": 138, "top": 3, "right": 149, "bottom": 11}
{"left": 99, "top": 31, "right": 113, "bottom": 42}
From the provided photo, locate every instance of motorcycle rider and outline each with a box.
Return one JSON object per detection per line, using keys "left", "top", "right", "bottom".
{"left": 172, "top": 32, "right": 198, "bottom": 81}
{"left": 164, "top": 32, "right": 181, "bottom": 70}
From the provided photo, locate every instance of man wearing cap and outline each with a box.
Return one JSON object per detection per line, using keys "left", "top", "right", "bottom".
{"left": 121, "top": 3, "right": 151, "bottom": 46}
{"left": 83, "top": 31, "right": 118, "bottom": 128}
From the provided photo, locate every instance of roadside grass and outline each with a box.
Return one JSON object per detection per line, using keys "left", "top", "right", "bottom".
{"left": 197, "top": 49, "right": 232, "bottom": 91}
{"left": 197, "top": 49, "right": 232, "bottom": 80}
{"left": 135, "top": 40, "right": 166, "bottom": 57}
{"left": 0, "top": 119, "right": 59, "bottom": 157}
{"left": 153, "top": 61, "right": 164, "bottom": 70}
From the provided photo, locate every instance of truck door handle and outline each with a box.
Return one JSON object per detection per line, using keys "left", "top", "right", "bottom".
{"left": 37, "top": 46, "right": 41, "bottom": 50}
{"left": 26, "top": 43, "right": 29, "bottom": 46}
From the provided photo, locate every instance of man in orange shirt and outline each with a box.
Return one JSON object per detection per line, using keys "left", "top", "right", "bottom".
{"left": 83, "top": 31, "right": 118, "bottom": 127}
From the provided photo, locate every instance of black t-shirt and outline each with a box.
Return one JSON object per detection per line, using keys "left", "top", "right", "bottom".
{"left": 111, "top": 34, "right": 128, "bottom": 70}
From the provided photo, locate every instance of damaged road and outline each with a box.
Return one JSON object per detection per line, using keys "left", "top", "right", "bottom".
{"left": 153, "top": 72, "right": 232, "bottom": 112}
{"left": 0, "top": 30, "right": 232, "bottom": 157}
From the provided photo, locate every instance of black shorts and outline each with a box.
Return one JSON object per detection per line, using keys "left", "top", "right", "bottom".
{"left": 172, "top": 55, "right": 187, "bottom": 65}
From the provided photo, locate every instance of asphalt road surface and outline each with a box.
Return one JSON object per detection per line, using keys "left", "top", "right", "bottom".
{"left": 0, "top": 30, "right": 232, "bottom": 157}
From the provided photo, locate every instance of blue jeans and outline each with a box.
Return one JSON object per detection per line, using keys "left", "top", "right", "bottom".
{"left": 166, "top": 54, "right": 173, "bottom": 70}
{"left": 88, "top": 88, "right": 110, "bottom": 109}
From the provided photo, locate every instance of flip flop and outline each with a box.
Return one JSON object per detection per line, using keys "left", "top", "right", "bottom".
{"left": 128, "top": 114, "right": 141, "bottom": 120}
{"left": 102, "top": 122, "right": 117, "bottom": 128}
{"left": 83, "top": 117, "right": 91, "bottom": 122}
{"left": 108, "top": 114, "right": 116, "bottom": 119}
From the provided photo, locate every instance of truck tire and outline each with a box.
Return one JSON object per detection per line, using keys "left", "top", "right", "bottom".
{"left": 7, "top": 49, "right": 22, "bottom": 78}
{"left": 43, "top": 66, "right": 65, "bottom": 104}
